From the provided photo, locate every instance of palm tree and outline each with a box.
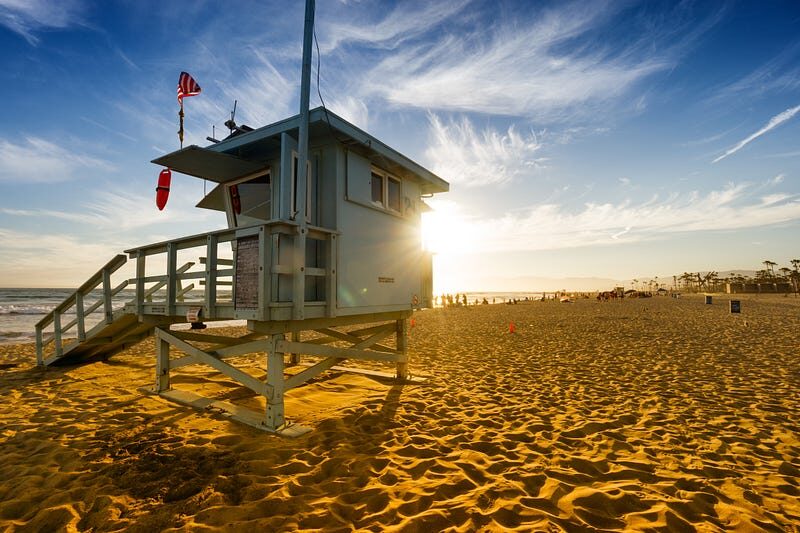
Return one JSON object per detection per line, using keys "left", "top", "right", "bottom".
{"left": 763, "top": 260, "right": 777, "bottom": 280}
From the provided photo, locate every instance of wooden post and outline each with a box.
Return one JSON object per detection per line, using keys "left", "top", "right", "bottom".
{"left": 326, "top": 234, "right": 337, "bottom": 318}
{"left": 289, "top": 331, "right": 300, "bottom": 365}
{"left": 102, "top": 268, "right": 113, "bottom": 324}
{"left": 396, "top": 318, "right": 408, "bottom": 380}
{"left": 166, "top": 242, "right": 177, "bottom": 316}
{"left": 35, "top": 326, "right": 43, "bottom": 366}
{"left": 258, "top": 226, "right": 272, "bottom": 322}
{"left": 265, "top": 334, "right": 286, "bottom": 429}
{"left": 205, "top": 234, "right": 218, "bottom": 319}
{"left": 75, "top": 291, "right": 86, "bottom": 341}
{"left": 54, "top": 310, "right": 63, "bottom": 358}
{"left": 155, "top": 329, "right": 170, "bottom": 391}
{"left": 136, "top": 252, "right": 146, "bottom": 318}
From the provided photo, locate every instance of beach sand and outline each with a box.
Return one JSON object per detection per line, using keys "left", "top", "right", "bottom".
{"left": 1, "top": 294, "right": 799, "bottom": 531}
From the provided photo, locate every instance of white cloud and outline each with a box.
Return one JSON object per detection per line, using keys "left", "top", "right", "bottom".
{"left": 425, "top": 114, "right": 543, "bottom": 187}
{"left": 713, "top": 104, "right": 800, "bottom": 163}
{"left": 320, "top": 1, "right": 471, "bottom": 53}
{"left": 324, "top": 96, "right": 369, "bottom": 130}
{"left": 431, "top": 183, "right": 800, "bottom": 254}
{"left": 0, "top": 136, "right": 113, "bottom": 183}
{"left": 0, "top": 227, "right": 127, "bottom": 287}
{"left": 360, "top": 3, "right": 671, "bottom": 120}
{"left": 769, "top": 173, "right": 785, "bottom": 185}
{"left": 214, "top": 49, "right": 295, "bottom": 128}
{"left": 0, "top": 0, "right": 85, "bottom": 45}
{"left": 618, "top": 177, "right": 631, "bottom": 186}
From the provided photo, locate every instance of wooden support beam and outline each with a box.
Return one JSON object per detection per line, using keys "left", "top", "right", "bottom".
{"left": 266, "top": 334, "right": 286, "bottom": 429}
{"left": 396, "top": 318, "right": 408, "bottom": 379}
{"left": 288, "top": 331, "right": 300, "bottom": 365}
{"left": 155, "top": 328, "right": 273, "bottom": 398}
{"left": 313, "top": 326, "right": 396, "bottom": 353}
{"left": 326, "top": 234, "right": 337, "bottom": 318}
{"left": 156, "top": 333, "right": 170, "bottom": 391}
{"left": 276, "top": 340, "right": 404, "bottom": 363}
{"left": 176, "top": 283, "right": 195, "bottom": 301}
{"left": 205, "top": 234, "right": 218, "bottom": 319}
{"left": 169, "top": 330, "right": 261, "bottom": 346}
{"left": 285, "top": 356, "right": 342, "bottom": 390}
{"left": 213, "top": 339, "right": 270, "bottom": 358}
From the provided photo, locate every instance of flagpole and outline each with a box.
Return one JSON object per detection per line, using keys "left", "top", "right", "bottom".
{"left": 292, "top": 0, "right": 314, "bottom": 321}
{"left": 178, "top": 101, "right": 185, "bottom": 148}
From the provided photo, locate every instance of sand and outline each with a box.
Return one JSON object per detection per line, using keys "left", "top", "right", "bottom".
{"left": 1, "top": 294, "right": 799, "bottom": 531}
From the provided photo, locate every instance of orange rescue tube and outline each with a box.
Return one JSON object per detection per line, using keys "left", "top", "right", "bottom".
{"left": 156, "top": 168, "right": 171, "bottom": 210}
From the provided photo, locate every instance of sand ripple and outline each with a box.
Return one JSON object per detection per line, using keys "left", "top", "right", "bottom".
{"left": 1, "top": 295, "right": 799, "bottom": 530}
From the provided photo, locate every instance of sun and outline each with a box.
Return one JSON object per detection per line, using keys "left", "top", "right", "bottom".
{"left": 421, "top": 201, "right": 475, "bottom": 254}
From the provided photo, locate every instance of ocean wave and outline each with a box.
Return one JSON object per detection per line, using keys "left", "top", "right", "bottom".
{"left": 0, "top": 304, "right": 56, "bottom": 316}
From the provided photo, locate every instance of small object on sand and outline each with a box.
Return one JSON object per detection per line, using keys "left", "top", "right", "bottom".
{"left": 730, "top": 300, "right": 741, "bottom": 314}
{"left": 559, "top": 297, "right": 572, "bottom": 303}
{"left": 508, "top": 322, "right": 516, "bottom": 334}
{"left": 410, "top": 318, "right": 416, "bottom": 328}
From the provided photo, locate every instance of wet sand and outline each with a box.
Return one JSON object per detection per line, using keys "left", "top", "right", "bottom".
{"left": 1, "top": 294, "right": 799, "bottom": 531}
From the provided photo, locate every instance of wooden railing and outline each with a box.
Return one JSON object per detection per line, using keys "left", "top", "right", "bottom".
{"left": 34, "top": 221, "right": 339, "bottom": 365}
{"left": 35, "top": 254, "right": 129, "bottom": 365}
{"left": 124, "top": 220, "right": 338, "bottom": 322}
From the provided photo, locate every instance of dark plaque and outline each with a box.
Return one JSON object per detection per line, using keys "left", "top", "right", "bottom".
{"left": 235, "top": 236, "right": 260, "bottom": 309}
{"left": 729, "top": 300, "right": 741, "bottom": 314}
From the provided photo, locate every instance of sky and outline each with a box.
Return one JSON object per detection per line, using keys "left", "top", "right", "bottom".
{"left": 0, "top": 0, "right": 799, "bottom": 291}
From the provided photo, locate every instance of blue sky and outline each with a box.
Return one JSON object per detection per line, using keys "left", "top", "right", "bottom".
{"left": 0, "top": 0, "right": 799, "bottom": 290}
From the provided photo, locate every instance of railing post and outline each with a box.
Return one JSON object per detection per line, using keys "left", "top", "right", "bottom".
{"left": 35, "top": 326, "right": 43, "bottom": 366}
{"left": 53, "top": 310, "right": 63, "bottom": 358}
{"left": 205, "top": 234, "right": 218, "bottom": 319}
{"left": 326, "top": 234, "right": 337, "bottom": 318}
{"left": 136, "top": 252, "right": 145, "bottom": 318}
{"left": 166, "top": 242, "right": 177, "bottom": 316}
{"left": 76, "top": 291, "right": 86, "bottom": 340}
{"left": 102, "top": 268, "right": 113, "bottom": 324}
{"left": 258, "top": 225, "right": 272, "bottom": 321}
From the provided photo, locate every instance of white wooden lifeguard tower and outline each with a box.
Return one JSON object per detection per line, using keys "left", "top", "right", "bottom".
{"left": 34, "top": 1, "right": 448, "bottom": 435}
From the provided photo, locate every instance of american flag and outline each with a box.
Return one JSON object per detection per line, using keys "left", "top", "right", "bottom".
{"left": 177, "top": 71, "right": 201, "bottom": 103}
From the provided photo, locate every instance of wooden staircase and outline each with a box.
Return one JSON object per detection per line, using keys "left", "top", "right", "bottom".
{"left": 35, "top": 255, "right": 156, "bottom": 366}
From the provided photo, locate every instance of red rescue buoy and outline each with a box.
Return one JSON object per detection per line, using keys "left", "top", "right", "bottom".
{"left": 156, "top": 168, "right": 172, "bottom": 210}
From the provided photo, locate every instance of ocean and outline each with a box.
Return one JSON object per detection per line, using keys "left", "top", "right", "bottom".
{"left": 0, "top": 288, "right": 549, "bottom": 346}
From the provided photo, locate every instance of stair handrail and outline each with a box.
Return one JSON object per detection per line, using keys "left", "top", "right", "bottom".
{"left": 35, "top": 254, "right": 128, "bottom": 365}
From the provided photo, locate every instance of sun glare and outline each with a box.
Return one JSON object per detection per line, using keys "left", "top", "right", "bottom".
{"left": 421, "top": 201, "right": 475, "bottom": 254}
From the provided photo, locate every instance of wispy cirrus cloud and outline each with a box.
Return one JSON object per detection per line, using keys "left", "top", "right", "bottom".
{"left": 319, "top": 0, "right": 471, "bottom": 53}
{"left": 1, "top": 188, "right": 211, "bottom": 231}
{"left": 358, "top": 2, "right": 676, "bottom": 121}
{"left": 0, "top": 0, "right": 85, "bottom": 45}
{"left": 427, "top": 183, "right": 800, "bottom": 254}
{"left": 425, "top": 114, "right": 544, "bottom": 187}
{"left": 711, "top": 42, "right": 800, "bottom": 103}
{"left": 712, "top": 104, "right": 800, "bottom": 163}
{"left": 0, "top": 136, "right": 113, "bottom": 183}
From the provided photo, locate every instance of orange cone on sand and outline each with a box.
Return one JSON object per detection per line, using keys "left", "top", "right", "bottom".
{"left": 508, "top": 321, "right": 516, "bottom": 334}
{"left": 410, "top": 318, "right": 416, "bottom": 328}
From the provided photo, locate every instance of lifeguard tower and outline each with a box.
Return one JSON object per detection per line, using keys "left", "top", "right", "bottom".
{"left": 34, "top": 3, "right": 448, "bottom": 435}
